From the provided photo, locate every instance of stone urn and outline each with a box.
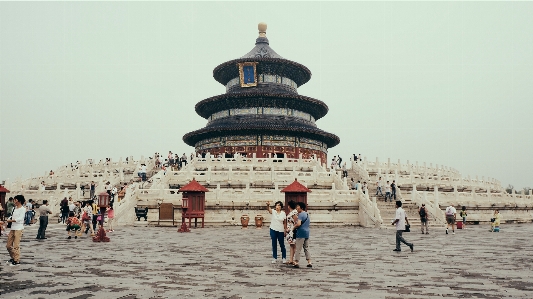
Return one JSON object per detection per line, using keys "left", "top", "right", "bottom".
{"left": 241, "top": 215, "right": 250, "bottom": 229}
{"left": 255, "top": 215, "right": 264, "bottom": 229}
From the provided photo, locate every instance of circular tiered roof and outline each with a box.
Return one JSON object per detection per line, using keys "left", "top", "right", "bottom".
{"left": 195, "top": 92, "right": 329, "bottom": 120}
{"left": 182, "top": 23, "right": 340, "bottom": 152}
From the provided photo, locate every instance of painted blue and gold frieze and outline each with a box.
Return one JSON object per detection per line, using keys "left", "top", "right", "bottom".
{"left": 226, "top": 73, "right": 298, "bottom": 92}
{"left": 208, "top": 107, "right": 315, "bottom": 123}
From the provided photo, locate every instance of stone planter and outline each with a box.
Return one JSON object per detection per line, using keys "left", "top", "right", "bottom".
{"left": 255, "top": 215, "right": 264, "bottom": 229}
{"left": 241, "top": 215, "right": 250, "bottom": 229}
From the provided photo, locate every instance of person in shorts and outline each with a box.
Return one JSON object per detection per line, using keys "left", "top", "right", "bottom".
{"left": 66, "top": 211, "right": 81, "bottom": 239}
{"left": 445, "top": 205, "right": 457, "bottom": 235}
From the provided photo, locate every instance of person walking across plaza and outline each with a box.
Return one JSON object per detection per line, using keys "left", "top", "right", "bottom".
{"left": 293, "top": 202, "right": 312, "bottom": 268}
{"left": 419, "top": 204, "right": 429, "bottom": 234}
{"left": 445, "top": 204, "right": 457, "bottom": 235}
{"left": 6, "top": 195, "right": 26, "bottom": 266}
{"left": 24, "top": 199, "right": 33, "bottom": 225}
{"left": 266, "top": 201, "right": 287, "bottom": 264}
{"left": 6, "top": 197, "right": 15, "bottom": 218}
{"left": 89, "top": 181, "right": 96, "bottom": 199}
{"left": 490, "top": 209, "right": 501, "bottom": 232}
{"left": 36, "top": 200, "right": 52, "bottom": 239}
{"left": 392, "top": 200, "right": 413, "bottom": 252}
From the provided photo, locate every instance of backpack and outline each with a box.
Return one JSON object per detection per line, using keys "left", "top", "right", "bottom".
{"left": 419, "top": 207, "right": 427, "bottom": 218}
{"left": 445, "top": 207, "right": 454, "bottom": 216}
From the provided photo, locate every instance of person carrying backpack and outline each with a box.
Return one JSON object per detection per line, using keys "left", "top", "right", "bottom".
{"left": 419, "top": 204, "right": 429, "bottom": 234}
{"left": 445, "top": 205, "right": 457, "bottom": 235}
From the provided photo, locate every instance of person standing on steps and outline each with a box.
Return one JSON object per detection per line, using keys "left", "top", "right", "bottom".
{"left": 89, "top": 181, "right": 96, "bottom": 199}
{"left": 350, "top": 178, "right": 356, "bottom": 190}
{"left": 392, "top": 200, "right": 413, "bottom": 252}
{"left": 419, "top": 204, "right": 429, "bottom": 234}
{"left": 384, "top": 181, "right": 391, "bottom": 202}
{"left": 376, "top": 177, "right": 384, "bottom": 197}
{"left": 390, "top": 180, "right": 397, "bottom": 200}
{"left": 36, "top": 200, "right": 52, "bottom": 239}
{"left": 445, "top": 205, "right": 457, "bottom": 235}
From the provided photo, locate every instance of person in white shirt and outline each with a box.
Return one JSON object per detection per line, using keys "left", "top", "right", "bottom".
{"left": 266, "top": 201, "right": 287, "bottom": 264}
{"left": 445, "top": 205, "right": 457, "bottom": 235}
{"left": 6, "top": 195, "right": 26, "bottom": 266}
{"left": 384, "top": 181, "right": 391, "bottom": 202}
{"left": 141, "top": 164, "right": 147, "bottom": 181}
{"left": 391, "top": 200, "right": 413, "bottom": 252}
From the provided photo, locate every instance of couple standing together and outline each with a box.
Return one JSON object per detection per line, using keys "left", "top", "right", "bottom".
{"left": 266, "top": 200, "right": 312, "bottom": 268}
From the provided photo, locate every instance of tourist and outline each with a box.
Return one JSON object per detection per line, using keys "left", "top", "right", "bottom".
{"left": 292, "top": 202, "right": 311, "bottom": 268}
{"left": 6, "top": 197, "right": 15, "bottom": 218}
{"left": 330, "top": 158, "right": 336, "bottom": 170}
{"left": 66, "top": 211, "right": 81, "bottom": 239}
{"left": 141, "top": 164, "right": 147, "bottom": 181}
{"left": 460, "top": 206, "right": 468, "bottom": 229}
{"left": 350, "top": 178, "right": 356, "bottom": 190}
{"left": 181, "top": 153, "right": 187, "bottom": 167}
{"left": 341, "top": 162, "right": 347, "bottom": 178}
{"left": 91, "top": 200, "right": 99, "bottom": 231}
{"left": 24, "top": 199, "right": 33, "bottom": 226}
{"left": 118, "top": 183, "right": 127, "bottom": 202}
{"left": 376, "top": 177, "right": 384, "bottom": 197}
{"left": 104, "top": 181, "right": 112, "bottom": 199}
{"left": 80, "top": 201, "right": 95, "bottom": 236}
{"left": 6, "top": 195, "right": 26, "bottom": 266}
{"left": 419, "top": 204, "right": 429, "bottom": 234}
{"left": 490, "top": 210, "right": 501, "bottom": 232}
{"left": 285, "top": 201, "right": 298, "bottom": 265}
{"left": 338, "top": 155, "right": 342, "bottom": 168}
{"left": 445, "top": 204, "right": 457, "bottom": 235}
{"left": 362, "top": 182, "right": 367, "bottom": 194}
{"left": 168, "top": 151, "right": 174, "bottom": 166}
{"left": 384, "top": 181, "right": 391, "bottom": 202}
{"left": 49, "top": 170, "right": 54, "bottom": 178}
{"left": 356, "top": 180, "right": 361, "bottom": 191}
{"left": 74, "top": 201, "right": 82, "bottom": 219}
{"left": 89, "top": 181, "right": 96, "bottom": 199}
{"left": 68, "top": 198, "right": 76, "bottom": 214}
{"left": 106, "top": 206, "right": 115, "bottom": 232}
{"left": 60, "top": 199, "right": 69, "bottom": 224}
{"left": 266, "top": 201, "right": 287, "bottom": 264}
{"left": 353, "top": 154, "right": 358, "bottom": 163}
{"left": 36, "top": 200, "right": 52, "bottom": 239}
{"left": 392, "top": 200, "right": 414, "bottom": 252}
{"left": 40, "top": 181, "right": 46, "bottom": 192}
{"left": 390, "top": 180, "right": 397, "bottom": 200}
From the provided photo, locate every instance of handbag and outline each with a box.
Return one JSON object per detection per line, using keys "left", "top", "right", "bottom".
{"left": 404, "top": 224, "right": 411, "bottom": 232}
{"left": 490, "top": 218, "right": 495, "bottom": 223}
{"left": 82, "top": 212, "right": 90, "bottom": 221}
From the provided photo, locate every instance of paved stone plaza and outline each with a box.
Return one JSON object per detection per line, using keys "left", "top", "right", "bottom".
{"left": 1, "top": 222, "right": 532, "bottom": 299}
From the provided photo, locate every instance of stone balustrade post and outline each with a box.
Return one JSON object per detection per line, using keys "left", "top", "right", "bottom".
{"left": 387, "top": 158, "right": 391, "bottom": 169}
{"left": 56, "top": 183, "right": 61, "bottom": 195}
{"left": 398, "top": 159, "right": 401, "bottom": 171}
{"left": 529, "top": 190, "right": 532, "bottom": 196}
{"left": 76, "top": 182, "right": 80, "bottom": 200}
{"left": 372, "top": 197, "right": 377, "bottom": 218}
{"left": 487, "top": 186, "right": 491, "bottom": 200}
{"left": 411, "top": 184, "right": 417, "bottom": 202}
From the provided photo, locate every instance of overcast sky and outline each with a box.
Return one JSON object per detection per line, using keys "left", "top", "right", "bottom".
{"left": 1, "top": 2, "right": 532, "bottom": 189}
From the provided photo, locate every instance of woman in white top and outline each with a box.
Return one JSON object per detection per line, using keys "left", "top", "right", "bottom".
{"left": 266, "top": 201, "right": 287, "bottom": 264}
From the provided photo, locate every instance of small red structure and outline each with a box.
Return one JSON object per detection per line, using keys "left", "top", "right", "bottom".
{"left": 93, "top": 191, "right": 110, "bottom": 242}
{"left": 0, "top": 185, "right": 10, "bottom": 221}
{"left": 281, "top": 179, "right": 310, "bottom": 213}
{"left": 178, "top": 178, "right": 208, "bottom": 232}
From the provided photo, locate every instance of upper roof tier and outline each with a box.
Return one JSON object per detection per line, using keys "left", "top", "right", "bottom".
{"left": 213, "top": 23, "right": 312, "bottom": 87}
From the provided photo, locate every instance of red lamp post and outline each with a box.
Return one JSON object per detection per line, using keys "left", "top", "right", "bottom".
{"left": 178, "top": 197, "right": 190, "bottom": 232}
{"left": 93, "top": 191, "right": 110, "bottom": 242}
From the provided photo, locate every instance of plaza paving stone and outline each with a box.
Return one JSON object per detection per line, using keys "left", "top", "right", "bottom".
{"left": 1, "top": 222, "right": 532, "bottom": 299}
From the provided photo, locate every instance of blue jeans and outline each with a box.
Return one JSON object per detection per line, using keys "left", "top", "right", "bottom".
{"left": 270, "top": 228, "right": 286, "bottom": 259}
{"left": 24, "top": 211, "right": 33, "bottom": 225}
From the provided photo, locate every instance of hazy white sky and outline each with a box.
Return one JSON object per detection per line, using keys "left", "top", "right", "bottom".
{"left": 1, "top": 2, "right": 532, "bottom": 189}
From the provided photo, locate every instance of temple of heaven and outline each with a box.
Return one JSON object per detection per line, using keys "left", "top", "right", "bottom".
{"left": 183, "top": 23, "right": 340, "bottom": 161}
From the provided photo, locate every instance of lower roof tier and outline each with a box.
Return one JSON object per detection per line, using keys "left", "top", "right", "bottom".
{"left": 183, "top": 116, "right": 340, "bottom": 148}
{"left": 195, "top": 92, "right": 329, "bottom": 121}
